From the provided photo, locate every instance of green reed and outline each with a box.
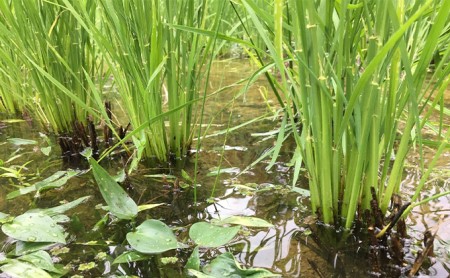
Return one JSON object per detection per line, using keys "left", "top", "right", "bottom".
{"left": 62, "top": 0, "right": 213, "bottom": 161}
{"left": 0, "top": 0, "right": 106, "bottom": 134}
{"left": 236, "top": 0, "right": 450, "bottom": 228}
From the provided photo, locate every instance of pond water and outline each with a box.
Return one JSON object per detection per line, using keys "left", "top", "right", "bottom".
{"left": 0, "top": 60, "right": 449, "bottom": 277}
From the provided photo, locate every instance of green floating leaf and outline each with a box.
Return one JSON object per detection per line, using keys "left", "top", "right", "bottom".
{"left": 78, "top": 262, "right": 96, "bottom": 271}
{"left": 19, "top": 250, "right": 65, "bottom": 274}
{"left": 207, "top": 167, "right": 241, "bottom": 177}
{"left": 7, "top": 170, "right": 80, "bottom": 199}
{"left": 126, "top": 219, "right": 184, "bottom": 254}
{"left": 291, "top": 187, "right": 310, "bottom": 197}
{"left": 185, "top": 246, "right": 200, "bottom": 271}
{"left": 189, "top": 222, "right": 240, "bottom": 248}
{"left": 14, "top": 241, "right": 57, "bottom": 256}
{"left": 113, "top": 250, "right": 151, "bottom": 264}
{"left": 0, "top": 212, "right": 12, "bottom": 223}
{"left": 203, "top": 253, "right": 278, "bottom": 278}
{"left": 214, "top": 216, "right": 273, "bottom": 228}
{"left": 89, "top": 157, "right": 138, "bottom": 220}
{"left": 2, "top": 212, "right": 66, "bottom": 244}
{"left": 113, "top": 169, "right": 126, "bottom": 183}
{"left": 0, "top": 260, "right": 52, "bottom": 278}
{"left": 7, "top": 138, "right": 37, "bottom": 146}
{"left": 181, "top": 169, "right": 193, "bottom": 183}
{"left": 137, "top": 203, "right": 164, "bottom": 212}
{"left": 160, "top": 257, "right": 178, "bottom": 265}
{"left": 29, "top": 196, "right": 91, "bottom": 217}
{"left": 40, "top": 146, "right": 52, "bottom": 156}
{"left": 187, "top": 269, "right": 215, "bottom": 278}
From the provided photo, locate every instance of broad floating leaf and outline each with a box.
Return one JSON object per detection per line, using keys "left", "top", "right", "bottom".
{"left": 214, "top": 216, "right": 273, "bottom": 228}
{"left": 14, "top": 242, "right": 56, "bottom": 256}
{"left": 113, "top": 250, "right": 151, "bottom": 264}
{"left": 189, "top": 222, "right": 240, "bottom": 248}
{"left": 113, "top": 169, "right": 126, "bottom": 183}
{"left": 7, "top": 138, "right": 37, "bottom": 146}
{"left": 7, "top": 170, "right": 80, "bottom": 199}
{"left": 126, "top": 219, "right": 184, "bottom": 254}
{"left": 203, "top": 252, "right": 278, "bottom": 277}
{"left": 291, "top": 187, "right": 310, "bottom": 197}
{"left": 207, "top": 167, "right": 240, "bottom": 176}
{"left": 29, "top": 196, "right": 91, "bottom": 216}
{"left": 185, "top": 246, "right": 200, "bottom": 271}
{"left": 2, "top": 213, "right": 66, "bottom": 244}
{"left": 18, "top": 250, "right": 65, "bottom": 274}
{"left": 0, "top": 260, "right": 52, "bottom": 278}
{"left": 78, "top": 262, "right": 96, "bottom": 271}
{"left": 187, "top": 269, "right": 215, "bottom": 278}
{"left": 40, "top": 146, "right": 52, "bottom": 156}
{"left": 0, "top": 212, "right": 11, "bottom": 223}
{"left": 89, "top": 157, "right": 138, "bottom": 220}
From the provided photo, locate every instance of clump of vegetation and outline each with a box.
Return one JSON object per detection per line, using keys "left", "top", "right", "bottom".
{"left": 0, "top": 0, "right": 109, "bottom": 155}
{"left": 0, "top": 0, "right": 222, "bottom": 162}
{"left": 233, "top": 0, "right": 450, "bottom": 228}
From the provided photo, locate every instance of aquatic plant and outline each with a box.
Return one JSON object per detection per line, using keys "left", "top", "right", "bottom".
{"left": 0, "top": 196, "right": 90, "bottom": 277}
{"left": 232, "top": 0, "right": 450, "bottom": 228}
{"left": 0, "top": 0, "right": 109, "bottom": 154}
{"left": 0, "top": 0, "right": 220, "bottom": 162}
{"left": 61, "top": 0, "right": 215, "bottom": 161}
{"left": 84, "top": 149, "right": 276, "bottom": 276}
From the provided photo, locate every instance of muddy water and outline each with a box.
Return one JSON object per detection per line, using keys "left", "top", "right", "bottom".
{"left": 0, "top": 60, "right": 449, "bottom": 277}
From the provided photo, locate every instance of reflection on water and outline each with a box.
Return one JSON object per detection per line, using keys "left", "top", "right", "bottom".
{"left": 0, "top": 60, "right": 449, "bottom": 277}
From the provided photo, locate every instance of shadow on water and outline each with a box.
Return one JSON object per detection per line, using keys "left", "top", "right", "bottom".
{"left": 0, "top": 60, "right": 449, "bottom": 277}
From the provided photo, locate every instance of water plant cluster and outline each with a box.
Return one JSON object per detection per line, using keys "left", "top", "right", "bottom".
{"left": 0, "top": 0, "right": 449, "bottom": 277}
{"left": 233, "top": 0, "right": 450, "bottom": 229}
{"left": 0, "top": 0, "right": 220, "bottom": 161}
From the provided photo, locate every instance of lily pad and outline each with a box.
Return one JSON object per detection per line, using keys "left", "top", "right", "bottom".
{"left": 214, "top": 216, "right": 273, "bottom": 228}
{"left": 203, "top": 252, "right": 278, "bottom": 277}
{"left": 89, "top": 157, "right": 138, "bottom": 220}
{"left": 189, "top": 222, "right": 240, "bottom": 248}
{"left": 2, "top": 212, "right": 66, "bottom": 244}
{"left": 126, "top": 219, "right": 185, "bottom": 254}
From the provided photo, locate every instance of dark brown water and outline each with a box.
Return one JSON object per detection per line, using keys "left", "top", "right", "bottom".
{"left": 0, "top": 60, "right": 449, "bottom": 277}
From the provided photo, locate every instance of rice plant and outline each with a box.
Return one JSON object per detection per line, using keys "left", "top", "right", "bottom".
{"left": 0, "top": 0, "right": 108, "bottom": 153}
{"left": 62, "top": 0, "right": 213, "bottom": 162}
{"left": 235, "top": 0, "right": 450, "bottom": 228}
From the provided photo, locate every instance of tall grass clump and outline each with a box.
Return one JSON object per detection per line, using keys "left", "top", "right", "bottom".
{"left": 235, "top": 0, "right": 450, "bottom": 228}
{"left": 63, "top": 0, "right": 213, "bottom": 162}
{"left": 0, "top": 50, "right": 24, "bottom": 114}
{"left": 0, "top": 0, "right": 108, "bottom": 153}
